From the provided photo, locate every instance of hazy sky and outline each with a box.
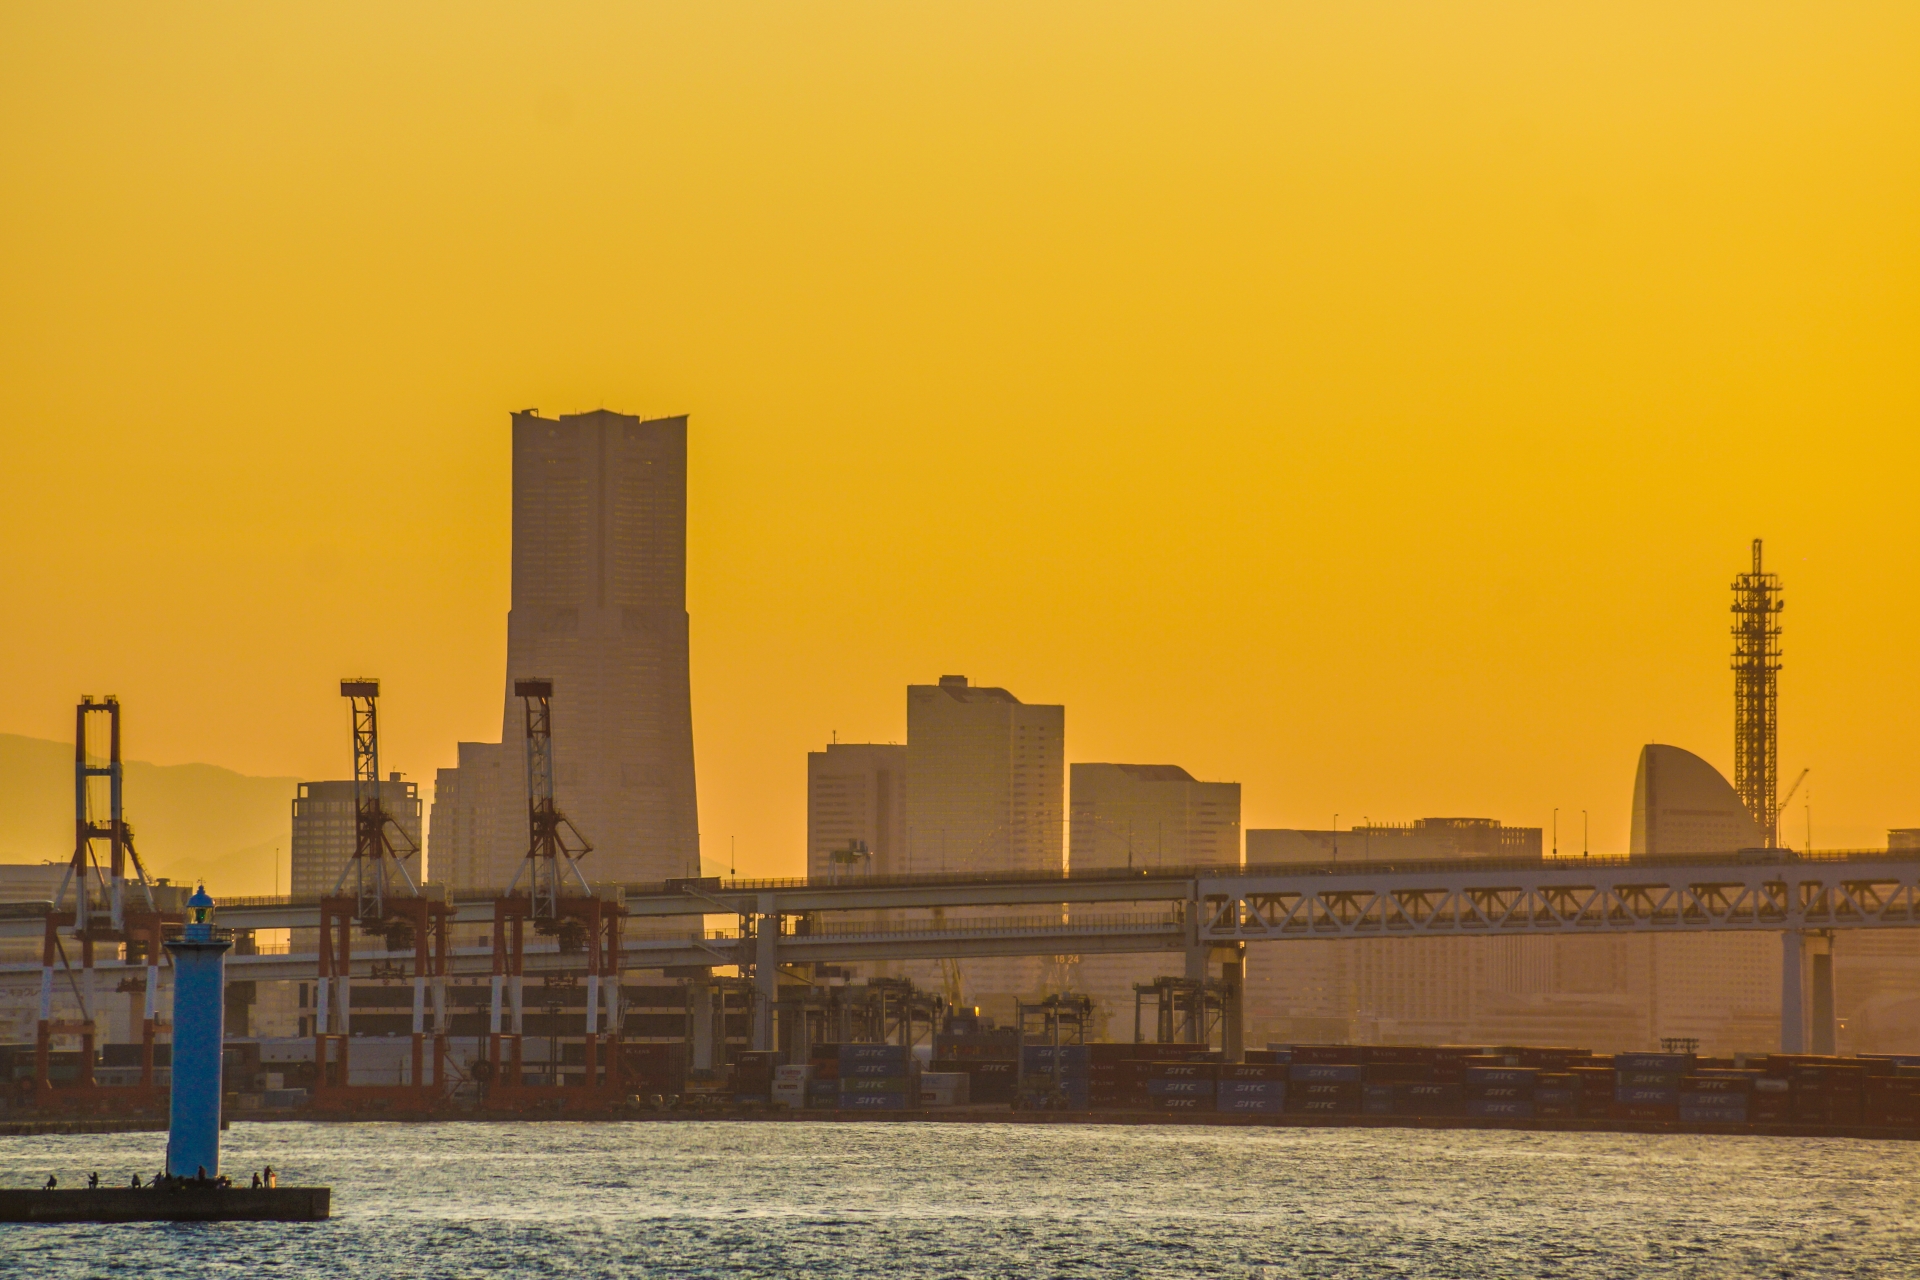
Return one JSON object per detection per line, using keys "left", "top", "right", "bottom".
{"left": 2, "top": 4, "right": 1914, "bottom": 876}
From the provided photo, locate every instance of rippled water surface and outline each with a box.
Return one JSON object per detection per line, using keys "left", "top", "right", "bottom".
{"left": 3, "top": 1120, "right": 1917, "bottom": 1278}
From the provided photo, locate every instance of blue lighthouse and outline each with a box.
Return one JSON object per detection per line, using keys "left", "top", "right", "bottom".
{"left": 164, "top": 884, "right": 230, "bottom": 1179}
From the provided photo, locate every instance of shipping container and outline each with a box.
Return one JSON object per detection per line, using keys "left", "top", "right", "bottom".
{"left": 1394, "top": 1082, "right": 1464, "bottom": 1116}
{"left": 1147, "top": 1077, "right": 1215, "bottom": 1098}
{"left": 1289, "top": 1045, "right": 1364, "bottom": 1065}
{"left": 1363, "top": 1083, "right": 1395, "bottom": 1115}
{"left": 1217, "top": 1079, "right": 1284, "bottom": 1099}
{"left": 1466, "top": 1098, "right": 1533, "bottom": 1119}
{"left": 1614, "top": 1052, "right": 1695, "bottom": 1073}
{"left": 1217, "top": 1094, "right": 1284, "bottom": 1114}
{"left": 1290, "top": 1063, "right": 1364, "bottom": 1083}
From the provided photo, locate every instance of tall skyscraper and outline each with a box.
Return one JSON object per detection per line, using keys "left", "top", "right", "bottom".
{"left": 904, "top": 675, "right": 1063, "bottom": 1016}
{"left": 905, "top": 675, "right": 1063, "bottom": 877}
{"left": 807, "top": 743, "right": 907, "bottom": 881}
{"left": 291, "top": 776, "right": 422, "bottom": 899}
{"left": 426, "top": 741, "right": 510, "bottom": 893}
{"left": 433, "top": 409, "right": 700, "bottom": 888}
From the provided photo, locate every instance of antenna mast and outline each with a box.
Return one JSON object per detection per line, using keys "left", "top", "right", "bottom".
{"left": 1731, "top": 539, "right": 1784, "bottom": 847}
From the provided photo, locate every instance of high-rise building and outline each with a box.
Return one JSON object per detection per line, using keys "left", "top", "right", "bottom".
{"left": 1069, "top": 764, "right": 1240, "bottom": 872}
{"left": 807, "top": 743, "right": 907, "bottom": 881}
{"left": 432, "top": 409, "right": 700, "bottom": 888}
{"left": 426, "top": 741, "right": 511, "bottom": 893}
{"left": 291, "top": 776, "right": 423, "bottom": 900}
{"left": 1068, "top": 763, "right": 1239, "bottom": 1040}
{"left": 904, "top": 676, "right": 1063, "bottom": 1017}
{"left": 905, "top": 675, "right": 1063, "bottom": 877}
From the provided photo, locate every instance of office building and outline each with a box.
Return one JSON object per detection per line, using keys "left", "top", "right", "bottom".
{"left": 904, "top": 676, "right": 1063, "bottom": 1016}
{"left": 807, "top": 743, "right": 907, "bottom": 882}
{"left": 1069, "top": 764, "right": 1240, "bottom": 872}
{"left": 1069, "top": 763, "right": 1239, "bottom": 1040}
{"left": 291, "top": 776, "right": 423, "bottom": 899}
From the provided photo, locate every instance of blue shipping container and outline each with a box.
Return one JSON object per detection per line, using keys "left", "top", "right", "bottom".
{"left": 1148, "top": 1078, "right": 1215, "bottom": 1097}
{"left": 1290, "top": 1064, "right": 1364, "bottom": 1083}
{"left": 1679, "top": 1104, "right": 1748, "bottom": 1124}
{"left": 1614, "top": 1053, "right": 1693, "bottom": 1073}
{"left": 1467, "top": 1099, "right": 1535, "bottom": 1119}
{"left": 840, "top": 1044, "right": 910, "bottom": 1065}
{"left": 1463, "top": 1066, "right": 1539, "bottom": 1085}
{"left": 839, "top": 1092, "right": 910, "bottom": 1109}
{"left": 1217, "top": 1095, "right": 1284, "bottom": 1114}
{"left": 1616, "top": 1086, "right": 1680, "bottom": 1105}
{"left": 1218, "top": 1080, "right": 1283, "bottom": 1099}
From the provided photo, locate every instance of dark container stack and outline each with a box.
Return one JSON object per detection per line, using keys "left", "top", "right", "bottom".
{"left": 1464, "top": 1064, "right": 1538, "bottom": 1119}
{"left": 807, "top": 1043, "right": 841, "bottom": 1107}
{"left": 1146, "top": 1059, "right": 1216, "bottom": 1113}
{"left": 621, "top": 1042, "right": 689, "bottom": 1096}
{"left": 1286, "top": 1046, "right": 1365, "bottom": 1116}
{"left": 1020, "top": 1044, "right": 1091, "bottom": 1109}
{"left": 1217, "top": 1062, "right": 1286, "bottom": 1114}
{"left": 838, "top": 1043, "right": 918, "bottom": 1110}
{"left": 1610, "top": 1052, "right": 1692, "bottom": 1122}
{"left": 732, "top": 1049, "right": 779, "bottom": 1105}
{"left": 932, "top": 1017, "right": 1019, "bottom": 1105}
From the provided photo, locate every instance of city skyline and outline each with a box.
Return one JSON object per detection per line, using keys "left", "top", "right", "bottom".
{"left": 2, "top": 6, "right": 1914, "bottom": 883}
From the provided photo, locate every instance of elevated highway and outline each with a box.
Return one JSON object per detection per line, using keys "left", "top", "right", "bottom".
{"left": 7, "top": 848, "right": 1913, "bottom": 1052}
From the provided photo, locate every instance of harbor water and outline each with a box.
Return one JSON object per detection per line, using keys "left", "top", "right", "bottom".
{"left": 4, "top": 1120, "right": 1918, "bottom": 1277}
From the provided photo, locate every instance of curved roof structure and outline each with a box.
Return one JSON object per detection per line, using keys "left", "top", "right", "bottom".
{"left": 1630, "top": 743, "right": 1762, "bottom": 855}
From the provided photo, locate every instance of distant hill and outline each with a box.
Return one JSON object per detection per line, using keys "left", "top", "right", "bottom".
{"left": 0, "top": 734, "right": 299, "bottom": 898}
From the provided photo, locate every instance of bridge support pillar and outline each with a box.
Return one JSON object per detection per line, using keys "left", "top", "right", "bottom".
{"left": 753, "top": 895, "right": 778, "bottom": 1052}
{"left": 690, "top": 977, "right": 715, "bottom": 1072}
{"left": 1780, "top": 930, "right": 1806, "bottom": 1054}
{"left": 1220, "top": 948, "right": 1245, "bottom": 1064}
{"left": 1811, "top": 936, "right": 1836, "bottom": 1056}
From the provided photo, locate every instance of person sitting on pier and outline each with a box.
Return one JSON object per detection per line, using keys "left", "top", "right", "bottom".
{"left": 130, "top": 1174, "right": 142, "bottom": 1189}
{"left": 42, "top": 1174, "right": 56, "bottom": 1191}
{"left": 252, "top": 1171, "right": 262, "bottom": 1190}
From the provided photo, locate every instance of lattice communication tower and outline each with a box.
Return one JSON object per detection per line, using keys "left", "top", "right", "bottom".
{"left": 1731, "top": 538, "right": 1784, "bottom": 846}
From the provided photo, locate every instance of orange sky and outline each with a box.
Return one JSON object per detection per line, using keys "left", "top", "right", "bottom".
{"left": 1, "top": 3, "right": 1915, "bottom": 878}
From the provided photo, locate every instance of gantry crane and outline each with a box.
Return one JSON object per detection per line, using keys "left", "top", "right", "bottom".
{"left": 36, "top": 697, "right": 179, "bottom": 1108}
{"left": 486, "top": 679, "right": 625, "bottom": 1111}
{"left": 313, "top": 679, "right": 452, "bottom": 1112}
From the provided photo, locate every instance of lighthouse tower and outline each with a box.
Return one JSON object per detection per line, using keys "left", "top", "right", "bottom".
{"left": 164, "top": 885, "right": 231, "bottom": 1178}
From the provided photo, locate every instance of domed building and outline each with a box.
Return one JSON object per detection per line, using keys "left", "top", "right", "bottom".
{"left": 1628, "top": 744, "right": 1778, "bottom": 1051}
{"left": 1630, "top": 743, "right": 1762, "bottom": 855}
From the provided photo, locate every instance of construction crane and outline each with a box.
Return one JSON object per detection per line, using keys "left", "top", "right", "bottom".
{"left": 1778, "top": 767, "right": 1811, "bottom": 848}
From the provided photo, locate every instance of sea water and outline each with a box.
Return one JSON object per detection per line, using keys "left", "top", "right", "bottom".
{"left": 3, "top": 1120, "right": 1916, "bottom": 1278}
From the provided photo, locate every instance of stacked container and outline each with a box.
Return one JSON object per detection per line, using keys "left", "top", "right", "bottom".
{"left": 1286, "top": 1049, "right": 1364, "bottom": 1115}
{"left": 1146, "top": 1059, "right": 1216, "bottom": 1113}
{"left": 1677, "top": 1071, "right": 1752, "bottom": 1124}
{"left": 772, "top": 1063, "right": 811, "bottom": 1109}
{"left": 839, "top": 1043, "right": 918, "bottom": 1111}
{"left": 1784, "top": 1059, "right": 1865, "bottom": 1125}
{"left": 1612, "top": 1052, "right": 1692, "bottom": 1122}
{"left": 1463, "top": 1063, "right": 1537, "bottom": 1119}
{"left": 1020, "top": 1044, "right": 1090, "bottom": 1109}
{"left": 1216, "top": 1062, "right": 1286, "bottom": 1114}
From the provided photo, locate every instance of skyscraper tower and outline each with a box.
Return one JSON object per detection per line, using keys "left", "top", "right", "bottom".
{"left": 1731, "top": 538, "right": 1783, "bottom": 846}
{"left": 503, "top": 409, "right": 699, "bottom": 882}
